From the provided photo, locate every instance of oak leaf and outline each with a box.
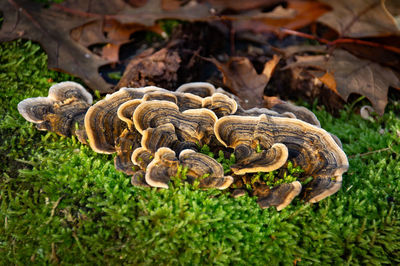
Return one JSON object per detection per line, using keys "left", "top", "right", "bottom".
{"left": 284, "top": 47, "right": 400, "bottom": 115}
{"left": 0, "top": 0, "right": 113, "bottom": 92}
{"left": 318, "top": 0, "right": 400, "bottom": 37}
{"left": 211, "top": 55, "right": 280, "bottom": 109}
{"left": 233, "top": 0, "right": 330, "bottom": 34}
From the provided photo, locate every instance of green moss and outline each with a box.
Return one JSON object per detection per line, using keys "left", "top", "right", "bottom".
{"left": 0, "top": 40, "right": 399, "bottom": 265}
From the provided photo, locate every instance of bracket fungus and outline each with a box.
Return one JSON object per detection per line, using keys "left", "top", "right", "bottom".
{"left": 133, "top": 100, "right": 217, "bottom": 146}
{"left": 17, "top": 81, "right": 92, "bottom": 144}
{"left": 176, "top": 82, "right": 216, "bottom": 98}
{"left": 114, "top": 128, "right": 142, "bottom": 175}
{"left": 145, "top": 147, "right": 180, "bottom": 188}
{"left": 178, "top": 149, "right": 234, "bottom": 189}
{"left": 18, "top": 81, "right": 349, "bottom": 211}
{"left": 214, "top": 115, "right": 289, "bottom": 175}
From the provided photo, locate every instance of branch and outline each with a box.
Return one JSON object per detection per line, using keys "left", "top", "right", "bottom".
{"left": 279, "top": 28, "right": 400, "bottom": 55}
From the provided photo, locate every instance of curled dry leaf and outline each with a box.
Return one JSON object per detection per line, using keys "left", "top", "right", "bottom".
{"left": 318, "top": 0, "right": 400, "bottom": 37}
{"left": 211, "top": 55, "right": 280, "bottom": 109}
{"left": 284, "top": 47, "right": 400, "bottom": 115}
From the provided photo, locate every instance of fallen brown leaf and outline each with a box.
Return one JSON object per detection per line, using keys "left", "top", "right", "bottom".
{"left": 0, "top": 0, "right": 285, "bottom": 93}
{"left": 233, "top": 0, "right": 330, "bottom": 35}
{"left": 0, "top": 0, "right": 221, "bottom": 93}
{"left": 284, "top": 47, "right": 400, "bottom": 115}
{"left": 117, "top": 47, "right": 181, "bottom": 89}
{"left": 318, "top": 72, "right": 337, "bottom": 94}
{"left": 101, "top": 19, "right": 163, "bottom": 62}
{"left": 318, "top": 0, "right": 400, "bottom": 37}
{"left": 206, "top": 0, "right": 283, "bottom": 12}
{"left": 0, "top": 0, "right": 112, "bottom": 92}
{"left": 211, "top": 55, "right": 280, "bottom": 109}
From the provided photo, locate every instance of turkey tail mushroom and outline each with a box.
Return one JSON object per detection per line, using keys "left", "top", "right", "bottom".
{"left": 145, "top": 147, "right": 179, "bottom": 188}
{"left": 17, "top": 82, "right": 92, "bottom": 144}
{"left": 84, "top": 86, "right": 165, "bottom": 153}
{"left": 257, "top": 181, "right": 302, "bottom": 211}
{"left": 179, "top": 149, "right": 233, "bottom": 189}
{"left": 18, "top": 81, "right": 349, "bottom": 210}
{"left": 114, "top": 129, "right": 142, "bottom": 175}
{"left": 133, "top": 100, "right": 217, "bottom": 146}
{"left": 202, "top": 93, "right": 238, "bottom": 117}
{"left": 214, "top": 115, "right": 288, "bottom": 175}
{"left": 176, "top": 82, "right": 216, "bottom": 98}
{"left": 256, "top": 114, "right": 348, "bottom": 203}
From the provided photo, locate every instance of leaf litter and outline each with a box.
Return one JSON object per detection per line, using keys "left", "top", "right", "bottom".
{"left": 1, "top": 0, "right": 400, "bottom": 113}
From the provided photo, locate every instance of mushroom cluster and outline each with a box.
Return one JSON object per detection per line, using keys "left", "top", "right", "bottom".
{"left": 18, "top": 81, "right": 348, "bottom": 210}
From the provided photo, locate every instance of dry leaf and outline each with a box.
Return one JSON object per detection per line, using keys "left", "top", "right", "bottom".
{"left": 0, "top": 0, "right": 284, "bottom": 93}
{"left": 0, "top": 0, "right": 112, "bottom": 92}
{"left": 318, "top": 0, "right": 400, "bottom": 37}
{"left": 70, "top": 20, "right": 107, "bottom": 47}
{"left": 101, "top": 19, "right": 163, "bottom": 62}
{"left": 211, "top": 55, "right": 280, "bottom": 109}
{"left": 117, "top": 48, "right": 181, "bottom": 89}
{"left": 233, "top": 0, "right": 330, "bottom": 34}
{"left": 206, "top": 0, "right": 282, "bottom": 12}
{"left": 0, "top": 0, "right": 220, "bottom": 93}
{"left": 285, "top": 47, "right": 400, "bottom": 115}
{"left": 318, "top": 72, "right": 337, "bottom": 93}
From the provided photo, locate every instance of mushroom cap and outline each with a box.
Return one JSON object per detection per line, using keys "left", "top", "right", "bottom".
{"left": 131, "top": 170, "right": 150, "bottom": 187}
{"left": 303, "top": 176, "right": 343, "bottom": 203}
{"left": 176, "top": 82, "right": 216, "bottom": 98}
{"left": 180, "top": 108, "right": 218, "bottom": 145}
{"left": 234, "top": 105, "right": 294, "bottom": 119}
{"left": 133, "top": 100, "right": 217, "bottom": 145}
{"left": 231, "top": 143, "right": 288, "bottom": 175}
{"left": 48, "top": 81, "right": 93, "bottom": 104}
{"left": 85, "top": 88, "right": 139, "bottom": 154}
{"left": 114, "top": 128, "right": 142, "bottom": 175}
{"left": 131, "top": 147, "right": 153, "bottom": 170}
{"left": 202, "top": 93, "right": 238, "bottom": 117}
{"left": 85, "top": 86, "right": 172, "bottom": 153}
{"left": 18, "top": 82, "right": 92, "bottom": 141}
{"left": 117, "top": 99, "right": 142, "bottom": 129}
{"left": 17, "top": 97, "right": 55, "bottom": 123}
{"left": 37, "top": 98, "right": 90, "bottom": 138}
{"left": 174, "top": 92, "right": 203, "bottom": 111}
{"left": 215, "top": 87, "right": 241, "bottom": 103}
{"left": 214, "top": 115, "right": 259, "bottom": 148}
{"left": 179, "top": 149, "right": 233, "bottom": 189}
{"left": 141, "top": 123, "right": 178, "bottom": 153}
{"left": 142, "top": 91, "right": 177, "bottom": 103}
{"left": 257, "top": 181, "right": 302, "bottom": 211}
{"left": 215, "top": 113, "right": 348, "bottom": 192}
{"left": 270, "top": 101, "right": 321, "bottom": 127}
{"left": 256, "top": 114, "right": 348, "bottom": 177}
{"left": 179, "top": 149, "right": 224, "bottom": 177}
{"left": 145, "top": 147, "right": 179, "bottom": 188}
{"left": 133, "top": 100, "right": 179, "bottom": 134}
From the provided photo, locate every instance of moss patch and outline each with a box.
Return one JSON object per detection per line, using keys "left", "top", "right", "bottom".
{"left": 1, "top": 40, "right": 399, "bottom": 264}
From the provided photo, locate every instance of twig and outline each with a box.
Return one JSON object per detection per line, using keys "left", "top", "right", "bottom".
{"left": 279, "top": 28, "right": 400, "bottom": 55}
{"left": 349, "top": 147, "right": 391, "bottom": 158}
{"left": 45, "top": 196, "right": 63, "bottom": 224}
